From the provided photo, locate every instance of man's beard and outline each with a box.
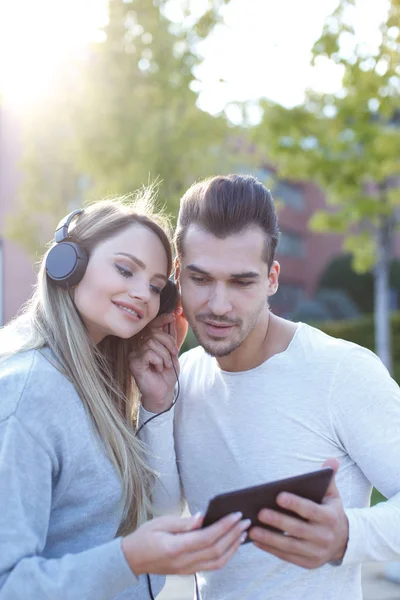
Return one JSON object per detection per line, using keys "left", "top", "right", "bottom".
{"left": 190, "top": 309, "right": 262, "bottom": 358}
{"left": 193, "top": 329, "right": 244, "bottom": 357}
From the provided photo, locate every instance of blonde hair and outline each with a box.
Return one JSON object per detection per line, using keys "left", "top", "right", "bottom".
{"left": 0, "top": 190, "right": 173, "bottom": 535}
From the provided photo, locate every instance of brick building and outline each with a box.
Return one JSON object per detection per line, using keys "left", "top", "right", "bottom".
{"left": 245, "top": 167, "right": 344, "bottom": 316}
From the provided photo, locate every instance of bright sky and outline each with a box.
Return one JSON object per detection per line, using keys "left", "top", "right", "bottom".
{"left": 0, "top": 0, "right": 390, "bottom": 119}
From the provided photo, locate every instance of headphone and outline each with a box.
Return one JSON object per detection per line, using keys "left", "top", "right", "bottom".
{"left": 45, "top": 209, "right": 89, "bottom": 288}
{"left": 45, "top": 209, "right": 180, "bottom": 316}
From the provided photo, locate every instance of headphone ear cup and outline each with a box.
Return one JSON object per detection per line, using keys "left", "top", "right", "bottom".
{"left": 46, "top": 242, "right": 88, "bottom": 287}
{"left": 158, "top": 279, "right": 180, "bottom": 315}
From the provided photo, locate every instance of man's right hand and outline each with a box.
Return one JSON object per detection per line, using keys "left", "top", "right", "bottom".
{"left": 122, "top": 512, "right": 250, "bottom": 576}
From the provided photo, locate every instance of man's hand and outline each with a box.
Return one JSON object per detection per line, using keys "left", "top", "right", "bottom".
{"left": 248, "top": 458, "right": 349, "bottom": 569}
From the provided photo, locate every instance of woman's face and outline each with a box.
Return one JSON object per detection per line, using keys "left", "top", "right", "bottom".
{"left": 74, "top": 223, "right": 169, "bottom": 344}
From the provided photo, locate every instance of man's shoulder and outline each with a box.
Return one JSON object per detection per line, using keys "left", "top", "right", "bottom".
{"left": 298, "top": 323, "right": 384, "bottom": 371}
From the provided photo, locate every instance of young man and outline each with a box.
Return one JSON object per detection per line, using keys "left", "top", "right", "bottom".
{"left": 131, "top": 174, "right": 400, "bottom": 600}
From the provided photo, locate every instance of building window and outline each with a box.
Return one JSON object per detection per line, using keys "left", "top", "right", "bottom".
{"left": 278, "top": 230, "right": 305, "bottom": 258}
{"left": 273, "top": 181, "right": 304, "bottom": 210}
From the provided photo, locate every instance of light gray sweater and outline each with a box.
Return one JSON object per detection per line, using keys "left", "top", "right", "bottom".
{"left": 0, "top": 349, "right": 164, "bottom": 600}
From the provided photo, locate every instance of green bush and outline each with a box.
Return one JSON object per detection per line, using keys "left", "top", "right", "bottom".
{"left": 291, "top": 289, "right": 360, "bottom": 322}
{"left": 371, "top": 487, "right": 387, "bottom": 506}
{"left": 318, "top": 254, "right": 400, "bottom": 314}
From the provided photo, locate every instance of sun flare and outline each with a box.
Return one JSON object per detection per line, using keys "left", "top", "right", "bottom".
{"left": 0, "top": 0, "right": 107, "bottom": 108}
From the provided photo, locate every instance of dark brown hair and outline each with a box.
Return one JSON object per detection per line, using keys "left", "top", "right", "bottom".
{"left": 175, "top": 174, "right": 280, "bottom": 268}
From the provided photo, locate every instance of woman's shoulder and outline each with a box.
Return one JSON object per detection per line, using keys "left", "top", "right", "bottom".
{"left": 0, "top": 349, "right": 79, "bottom": 423}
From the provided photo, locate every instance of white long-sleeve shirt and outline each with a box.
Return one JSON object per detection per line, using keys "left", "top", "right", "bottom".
{"left": 140, "top": 323, "right": 400, "bottom": 600}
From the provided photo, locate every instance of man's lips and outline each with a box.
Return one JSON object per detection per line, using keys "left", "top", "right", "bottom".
{"left": 204, "top": 321, "right": 234, "bottom": 328}
{"left": 200, "top": 320, "right": 237, "bottom": 337}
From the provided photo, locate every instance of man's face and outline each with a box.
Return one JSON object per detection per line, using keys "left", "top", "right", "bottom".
{"left": 178, "top": 225, "right": 277, "bottom": 357}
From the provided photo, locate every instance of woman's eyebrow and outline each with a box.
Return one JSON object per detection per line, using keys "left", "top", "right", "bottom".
{"left": 114, "top": 252, "right": 168, "bottom": 282}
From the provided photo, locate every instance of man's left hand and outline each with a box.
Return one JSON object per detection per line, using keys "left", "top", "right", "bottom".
{"left": 248, "top": 458, "right": 349, "bottom": 569}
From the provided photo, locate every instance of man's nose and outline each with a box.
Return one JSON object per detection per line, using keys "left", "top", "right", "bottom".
{"left": 207, "top": 284, "right": 232, "bottom": 316}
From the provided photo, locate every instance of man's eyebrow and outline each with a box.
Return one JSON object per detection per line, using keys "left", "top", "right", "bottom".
{"left": 186, "top": 264, "right": 210, "bottom": 276}
{"left": 114, "top": 252, "right": 168, "bottom": 282}
{"left": 230, "top": 271, "right": 260, "bottom": 279}
{"left": 186, "top": 264, "right": 259, "bottom": 279}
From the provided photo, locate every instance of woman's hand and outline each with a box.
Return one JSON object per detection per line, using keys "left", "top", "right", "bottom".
{"left": 122, "top": 512, "right": 250, "bottom": 576}
{"left": 129, "top": 311, "right": 185, "bottom": 413}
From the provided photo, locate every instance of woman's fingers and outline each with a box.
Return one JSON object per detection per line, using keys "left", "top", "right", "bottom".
{"left": 145, "top": 339, "right": 174, "bottom": 369}
{"left": 177, "top": 516, "right": 250, "bottom": 569}
{"left": 123, "top": 512, "right": 246, "bottom": 577}
{"left": 147, "top": 331, "right": 178, "bottom": 357}
{"left": 147, "top": 312, "right": 174, "bottom": 331}
{"left": 187, "top": 536, "right": 243, "bottom": 573}
{"left": 152, "top": 513, "right": 204, "bottom": 534}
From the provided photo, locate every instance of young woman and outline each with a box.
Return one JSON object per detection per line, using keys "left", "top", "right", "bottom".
{"left": 0, "top": 193, "right": 249, "bottom": 600}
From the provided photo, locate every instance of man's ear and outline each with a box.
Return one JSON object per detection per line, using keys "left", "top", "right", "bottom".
{"left": 267, "top": 261, "right": 280, "bottom": 297}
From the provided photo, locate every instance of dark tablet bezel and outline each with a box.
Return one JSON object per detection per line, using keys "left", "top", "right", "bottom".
{"left": 202, "top": 467, "right": 334, "bottom": 543}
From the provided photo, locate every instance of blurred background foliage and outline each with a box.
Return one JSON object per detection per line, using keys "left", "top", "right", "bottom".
{"left": 7, "top": 0, "right": 250, "bottom": 254}
{"left": 2, "top": 0, "right": 400, "bottom": 373}
{"left": 253, "top": 0, "right": 400, "bottom": 275}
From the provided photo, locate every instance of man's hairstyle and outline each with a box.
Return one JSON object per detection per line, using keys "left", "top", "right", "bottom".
{"left": 175, "top": 174, "right": 280, "bottom": 268}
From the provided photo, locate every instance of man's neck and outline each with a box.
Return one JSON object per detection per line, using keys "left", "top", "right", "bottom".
{"left": 216, "top": 313, "right": 298, "bottom": 372}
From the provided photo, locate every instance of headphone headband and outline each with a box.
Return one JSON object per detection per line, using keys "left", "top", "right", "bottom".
{"left": 54, "top": 209, "right": 84, "bottom": 243}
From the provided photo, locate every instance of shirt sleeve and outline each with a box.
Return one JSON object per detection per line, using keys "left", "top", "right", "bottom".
{"left": 329, "top": 346, "right": 400, "bottom": 564}
{"left": 0, "top": 415, "right": 138, "bottom": 600}
{"left": 138, "top": 405, "right": 183, "bottom": 516}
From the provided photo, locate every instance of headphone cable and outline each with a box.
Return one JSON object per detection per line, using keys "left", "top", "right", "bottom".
{"left": 139, "top": 352, "right": 200, "bottom": 600}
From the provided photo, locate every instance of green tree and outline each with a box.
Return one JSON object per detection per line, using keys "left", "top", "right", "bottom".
{"left": 72, "top": 0, "right": 236, "bottom": 205}
{"left": 8, "top": 0, "right": 238, "bottom": 254}
{"left": 253, "top": 0, "right": 400, "bottom": 371}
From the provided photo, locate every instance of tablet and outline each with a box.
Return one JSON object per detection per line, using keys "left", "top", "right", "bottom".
{"left": 202, "top": 467, "right": 333, "bottom": 543}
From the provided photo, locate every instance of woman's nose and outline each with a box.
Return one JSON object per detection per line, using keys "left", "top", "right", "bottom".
{"left": 128, "top": 279, "right": 151, "bottom": 303}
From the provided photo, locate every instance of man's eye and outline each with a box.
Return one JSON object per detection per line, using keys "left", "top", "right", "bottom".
{"left": 191, "top": 276, "right": 207, "bottom": 284}
{"left": 234, "top": 280, "right": 253, "bottom": 287}
{"left": 115, "top": 264, "right": 132, "bottom": 278}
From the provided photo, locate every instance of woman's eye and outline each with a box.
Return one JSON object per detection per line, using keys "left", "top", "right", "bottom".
{"left": 115, "top": 264, "right": 132, "bottom": 278}
{"left": 150, "top": 285, "right": 161, "bottom": 295}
